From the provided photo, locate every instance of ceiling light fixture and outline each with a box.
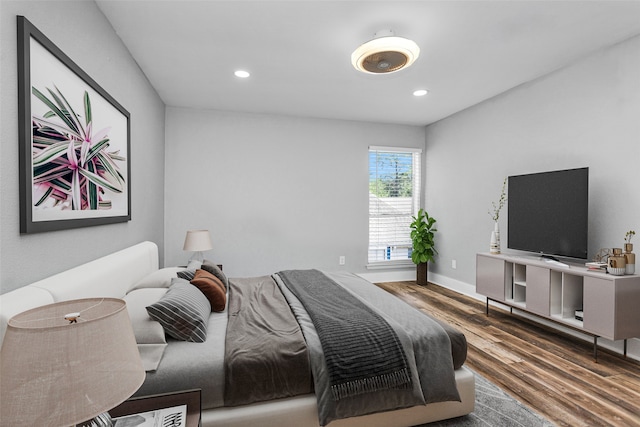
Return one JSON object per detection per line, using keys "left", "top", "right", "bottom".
{"left": 413, "top": 89, "right": 428, "bottom": 97}
{"left": 234, "top": 70, "right": 250, "bottom": 78}
{"left": 351, "top": 30, "right": 420, "bottom": 74}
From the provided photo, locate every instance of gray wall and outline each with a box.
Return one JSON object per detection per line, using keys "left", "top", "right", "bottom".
{"left": 164, "top": 107, "right": 425, "bottom": 277}
{"left": 0, "top": 1, "right": 166, "bottom": 293}
{"left": 424, "top": 35, "right": 640, "bottom": 355}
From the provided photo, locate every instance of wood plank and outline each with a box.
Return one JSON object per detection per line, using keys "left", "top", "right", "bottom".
{"left": 375, "top": 281, "right": 640, "bottom": 427}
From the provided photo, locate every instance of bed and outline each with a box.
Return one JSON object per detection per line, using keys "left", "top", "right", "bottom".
{"left": 0, "top": 241, "right": 475, "bottom": 427}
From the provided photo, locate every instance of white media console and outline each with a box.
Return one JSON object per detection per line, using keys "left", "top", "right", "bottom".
{"left": 476, "top": 252, "right": 640, "bottom": 361}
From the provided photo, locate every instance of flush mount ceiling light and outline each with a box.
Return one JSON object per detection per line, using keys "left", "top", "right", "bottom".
{"left": 351, "top": 30, "right": 420, "bottom": 74}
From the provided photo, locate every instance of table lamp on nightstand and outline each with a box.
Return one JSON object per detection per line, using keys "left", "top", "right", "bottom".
{"left": 183, "top": 229, "right": 213, "bottom": 264}
{"left": 0, "top": 298, "right": 145, "bottom": 426}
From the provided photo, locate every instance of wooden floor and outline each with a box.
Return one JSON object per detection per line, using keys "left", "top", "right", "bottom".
{"left": 375, "top": 281, "right": 640, "bottom": 427}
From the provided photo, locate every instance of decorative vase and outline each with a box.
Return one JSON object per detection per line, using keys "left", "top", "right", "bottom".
{"left": 490, "top": 222, "right": 501, "bottom": 254}
{"left": 417, "top": 262, "right": 428, "bottom": 286}
{"left": 624, "top": 243, "right": 635, "bottom": 275}
{"left": 607, "top": 248, "right": 627, "bottom": 276}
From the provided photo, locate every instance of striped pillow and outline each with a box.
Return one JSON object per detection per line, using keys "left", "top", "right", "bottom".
{"left": 177, "top": 269, "right": 196, "bottom": 281}
{"left": 146, "top": 278, "right": 211, "bottom": 342}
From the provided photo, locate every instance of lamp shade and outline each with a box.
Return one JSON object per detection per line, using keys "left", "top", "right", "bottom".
{"left": 0, "top": 298, "right": 145, "bottom": 426}
{"left": 183, "top": 229, "right": 213, "bottom": 252}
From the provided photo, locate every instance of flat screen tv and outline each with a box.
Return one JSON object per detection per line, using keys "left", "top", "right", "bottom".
{"left": 507, "top": 167, "right": 588, "bottom": 260}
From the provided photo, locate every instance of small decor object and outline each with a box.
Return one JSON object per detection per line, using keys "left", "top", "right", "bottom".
{"left": 592, "top": 248, "right": 612, "bottom": 264}
{"left": 410, "top": 209, "right": 437, "bottom": 286}
{"left": 488, "top": 178, "right": 507, "bottom": 254}
{"left": 17, "top": 16, "right": 131, "bottom": 234}
{"left": 586, "top": 248, "right": 610, "bottom": 271}
{"left": 490, "top": 222, "right": 501, "bottom": 254}
{"left": 183, "top": 229, "right": 213, "bottom": 264}
{"left": 624, "top": 230, "right": 635, "bottom": 274}
{"left": 0, "top": 298, "right": 145, "bottom": 426}
{"left": 607, "top": 248, "right": 627, "bottom": 276}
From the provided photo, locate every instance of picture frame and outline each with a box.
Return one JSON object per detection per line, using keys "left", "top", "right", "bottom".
{"left": 17, "top": 16, "right": 131, "bottom": 234}
{"left": 109, "top": 389, "right": 201, "bottom": 427}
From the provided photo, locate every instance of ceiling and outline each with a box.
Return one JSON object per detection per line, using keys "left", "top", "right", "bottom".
{"left": 95, "top": 1, "right": 640, "bottom": 127}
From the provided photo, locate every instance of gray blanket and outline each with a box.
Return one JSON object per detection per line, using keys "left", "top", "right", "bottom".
{"left": 224, "top": 276, "right": 312, "bottom": 406}
{"left": 273, "top": 271, "right": 461, "bottom": 426}
{"left": 276, "top": 269, "right": 412, "bottom": 401}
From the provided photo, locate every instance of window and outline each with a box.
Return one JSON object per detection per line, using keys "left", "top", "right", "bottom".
{"left": 368, "top": 146, "right": 422, "bottom": 265}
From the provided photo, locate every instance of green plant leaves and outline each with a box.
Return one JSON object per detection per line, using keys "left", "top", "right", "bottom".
{"left": 30, "top": 85, "right": 126, "bottom": 210}
{"left": 410, "top": 208, "right": 437, "bottom": 265}
{"left": 84, "top": 91, "right": 92, "bottom": 126}
{"left": 32, "top": 87, "right": 78, "bottom": 136}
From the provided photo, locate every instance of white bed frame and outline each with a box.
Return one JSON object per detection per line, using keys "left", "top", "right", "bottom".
{"left": 0, "top": 241, "right": 475, "bottom": 427}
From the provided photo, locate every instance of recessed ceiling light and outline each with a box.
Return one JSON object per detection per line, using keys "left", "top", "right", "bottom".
{"left": 413, "top": 89, "right": 428, "bottom": 97}
{"left": 234, "top": 70, "right": 250, "bottom": 78}
{"left": 352, "top": 30, "right": 420, "bottom": 74}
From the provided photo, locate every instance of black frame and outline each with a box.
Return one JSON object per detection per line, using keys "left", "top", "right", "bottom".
{"left": 17, "top": 16, "right": 131, "bottom": 233}
{"left": 109, "top": 389, "right": 201, "bottom": 427}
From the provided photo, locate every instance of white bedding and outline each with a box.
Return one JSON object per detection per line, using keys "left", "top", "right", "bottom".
{"left": 134, "top": 310, "right": 229, "bottom": 408}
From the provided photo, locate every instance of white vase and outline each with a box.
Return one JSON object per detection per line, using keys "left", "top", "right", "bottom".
{"left": 624, "top": 243, "right": 635, "bottom": 275}
{"left": 490, "top": 222, "right": 501, "bottom": 254}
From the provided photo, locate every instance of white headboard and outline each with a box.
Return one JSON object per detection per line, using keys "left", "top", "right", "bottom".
{"left": 0, "top": 241, "right": 159, "bottom": 347}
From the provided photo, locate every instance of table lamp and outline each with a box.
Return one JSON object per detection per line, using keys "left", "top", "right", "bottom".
{"left": 0, "top": 298, "right": 145, "bottom": 426}
{"left": 183, "top": 229, "right": 213, "bottom": 264}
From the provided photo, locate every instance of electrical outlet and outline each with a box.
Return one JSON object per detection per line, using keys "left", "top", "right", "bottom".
{"left": 452, "top": 259, "right": 457, "bottom": 269}
{"left": 339, "top": 256, "right": 346, "bottom": 265}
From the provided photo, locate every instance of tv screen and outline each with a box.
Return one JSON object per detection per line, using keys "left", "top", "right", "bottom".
{"left": 507, "top": 167, "right": 588, "bottom": 260}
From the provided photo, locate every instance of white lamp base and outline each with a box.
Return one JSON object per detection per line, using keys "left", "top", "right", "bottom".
{"left": 188, "top": 251, "right": 205, "bottom": 264}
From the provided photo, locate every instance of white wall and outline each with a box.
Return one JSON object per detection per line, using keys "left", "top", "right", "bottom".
{"left": 0, "top": 1, "right": 166, "bottom": 293}
{"left": 425, "top": 35, "right": 640, "bottom": 357}
{"left": 164, "top": 107, "right": 425, "bottom": 277}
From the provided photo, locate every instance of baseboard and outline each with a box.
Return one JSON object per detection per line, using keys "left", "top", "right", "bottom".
{"left": 358, "top": 268, "right": 416, "bottom": 284}
{"left": 428, "top": 272, "right": 483, "bottom": 300}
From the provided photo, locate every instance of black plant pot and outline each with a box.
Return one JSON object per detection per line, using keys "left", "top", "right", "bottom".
{"left": 417, "top": 262, "right": 428, "bottom": 286}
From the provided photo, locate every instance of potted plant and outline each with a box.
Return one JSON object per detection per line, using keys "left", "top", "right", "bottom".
{"left": 410, "top": 209, "right": 437, "bottom": 286}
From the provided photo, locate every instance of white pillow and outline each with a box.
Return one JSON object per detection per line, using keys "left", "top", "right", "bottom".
{"left": 124, "top": 288, "right": 168, "bottom": 371}
{"left": 130, "top": 267, "right": 183, "bottom": 291}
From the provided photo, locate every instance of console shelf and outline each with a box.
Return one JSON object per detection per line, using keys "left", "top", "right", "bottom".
{"left": 476, "top": 253, "right": 640, "bottom": 361}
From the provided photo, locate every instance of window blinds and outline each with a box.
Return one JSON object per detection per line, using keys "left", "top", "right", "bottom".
{"left": 368, "top": 146, "right": 422, "bottom": 264}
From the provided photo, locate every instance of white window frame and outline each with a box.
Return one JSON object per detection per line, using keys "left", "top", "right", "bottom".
{"left": 367, "top": 146, "right": 422, "bottom": 268}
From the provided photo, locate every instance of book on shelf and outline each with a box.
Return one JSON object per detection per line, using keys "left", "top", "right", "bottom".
{"left": 585, "top": 262, "right": 607, "bottom": 271}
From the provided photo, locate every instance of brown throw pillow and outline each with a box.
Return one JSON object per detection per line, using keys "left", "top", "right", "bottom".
{"left": 190, "top": 269, "right": 226, "bottom": 312}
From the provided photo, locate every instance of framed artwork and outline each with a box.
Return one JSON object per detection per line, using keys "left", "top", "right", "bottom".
{"left": 17, "top": 16, "right": 131, "bottom": 234}
{"left": 109, "top": 389, "right": 201, "bottom": 427}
